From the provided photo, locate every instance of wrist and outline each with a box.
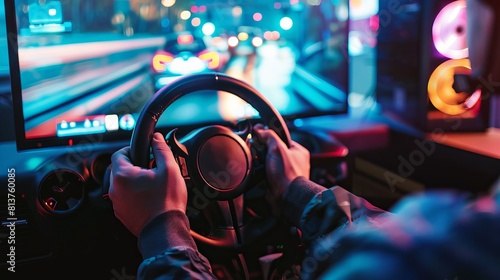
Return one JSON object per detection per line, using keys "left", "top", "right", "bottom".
{"left": 282, "top": 177, "right": 327, "bottom": 227}
{"left": 138, "top": 210, "right": 197, "bottom": 259}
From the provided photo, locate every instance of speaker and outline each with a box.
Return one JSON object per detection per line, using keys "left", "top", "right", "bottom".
{"left": 376, "top": 0, "right": 490, "bottom": 132}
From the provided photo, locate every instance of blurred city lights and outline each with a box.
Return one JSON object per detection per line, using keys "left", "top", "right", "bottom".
{"left": 174, "top": 23, "right": 183, "bottom": 32}
{"left": 253, "top": 12, "right": 263, "bottom": 21}
{"left": 238, "top": 32, "right": 249, "bottom": 41}
{"left": 274, "top": 2, "right": 282, "bottom": 9}
{"left": 161, "top": 18, "right": 170, "bottom": 28}
{"left": 264, "top": 31, "right": 272, "bottom": 40}
{"left": 202, "top": 22, "right": 216, "bottom": 36}
{"left": 228, "top": 36, "right": 239, "bottom": 47}
{"left": 191, "top": 17, "right": 201, "bottom": 27}
{"left": 348, "top": 32, "right": 363, "bottom": 56}
{"left": 350, "top": 0, "right": 379, "bottom": 20}
{"left": 190, "top": 6, "right": 199, "bottom": 13}
{"left": 336, "top": 3, "right": 349, "bottom": 21}
{"left": 180, "top": 10, "right": 191, "bottom": 20}
{"left": 212, "top": 36, "right": 223, "bottom": 45}
{"left": 252, "top": 37, "right": 263, "bottom": 47}
{"left": 161, "top": 0, "right": 175, "bottom": 8}
{"left": 272, "top": 31, "right": 280, "bottom": 40}
{"left": 264, "top": 31, "right": 281, "bottom": 40}
{"left": 280, "top": 17, "right": 293, "bottom": 30}
{"left": 232, "top": 6, "right": 242, "bottom": 17}
{"left": 199, "top": 5, "right": 207, "bottom": 13}
{"left": 177, "top": 34, "right": 194, "bottom": 44}
{"left": 112, "top": 13, "right": 125, "bottom": 24}
{"left": 306, "top": 0, "right": 322, "bottom": 5}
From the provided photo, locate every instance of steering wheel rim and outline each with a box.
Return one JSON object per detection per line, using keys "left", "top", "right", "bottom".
{"left": 130, "top": 73, "right": 292, "bottom": 247}
{"left": 131, "top": 73, "right": 291, "bottom": 168}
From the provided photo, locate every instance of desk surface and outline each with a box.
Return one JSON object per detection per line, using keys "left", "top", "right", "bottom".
{"left": 427, "top": 128, "right": 500, "bottom": 160}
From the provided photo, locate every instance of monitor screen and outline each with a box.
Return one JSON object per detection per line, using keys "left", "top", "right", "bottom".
{"left": 5, "top": 0, "right": 349, "bottom": 150}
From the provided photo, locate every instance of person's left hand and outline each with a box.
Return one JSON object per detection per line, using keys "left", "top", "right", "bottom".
{"left": 109, "top": 132, "right": 187, "bottom": 236}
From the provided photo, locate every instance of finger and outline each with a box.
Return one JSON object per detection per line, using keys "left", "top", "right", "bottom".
{"left": 254, "top": 126, "right": 280, "bottom": 146}
{"left": 111, "top": 146, "right": 133, "bottom": 175}
{"left": 151, "top": 132, "right": 175, "bottom": 171}
{"left": 108, "top": 171, "right": 116, "bottom": 200}
{"left": 254, "top": 123, "right": 266, "bottom": 131}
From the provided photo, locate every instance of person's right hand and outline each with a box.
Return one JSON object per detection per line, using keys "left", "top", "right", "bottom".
{"left": 254, "top": 125, "right": 310, "bottom": 215}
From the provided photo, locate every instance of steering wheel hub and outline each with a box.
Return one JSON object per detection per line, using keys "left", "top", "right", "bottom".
{"left": 198, "top": 134, "right": 250, "bottom": 192}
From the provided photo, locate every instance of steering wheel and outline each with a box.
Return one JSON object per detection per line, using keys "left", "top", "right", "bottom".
{"left": 130, "top": 73, "right": 292, "bottom": 248}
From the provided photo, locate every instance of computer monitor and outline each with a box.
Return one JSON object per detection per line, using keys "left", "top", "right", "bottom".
{"left": 5, "top": 0, "right": 350, "bottom": 150}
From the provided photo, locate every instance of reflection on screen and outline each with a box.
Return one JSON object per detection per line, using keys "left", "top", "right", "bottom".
{"left": 9, "top": 0, "right": 349, "bottom": 143}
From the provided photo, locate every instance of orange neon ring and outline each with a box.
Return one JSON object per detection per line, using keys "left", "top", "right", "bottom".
{"left": 427, "top": 59, "right": 481, "bottom": 115}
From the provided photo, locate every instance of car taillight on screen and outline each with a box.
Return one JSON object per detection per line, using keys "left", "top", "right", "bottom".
{"left": 152, "top": 52, "right": 174, "bottom": 72}
{"left": 198, "top": 50, "right": 220, "bottom": 69}
{"left": 177, "top": 34, "right": 194, "bottom": 44}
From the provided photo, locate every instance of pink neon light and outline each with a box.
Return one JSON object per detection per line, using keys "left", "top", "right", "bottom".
{"left": 432, "top": 0, "right": 468, "bottom": 59}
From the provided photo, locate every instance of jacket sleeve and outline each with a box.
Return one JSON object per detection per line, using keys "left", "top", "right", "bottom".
{"left": 136, "top": 210, "right": 216, "bottom": 280}
{"left": 282, "top": 176, "right": 387, "bottom": 245}
{"left": 284, "top": 177, "right": 500, "bottom": 280}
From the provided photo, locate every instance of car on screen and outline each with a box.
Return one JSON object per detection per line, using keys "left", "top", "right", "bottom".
{"left": 151, "top": 32, "right": 222, "bottom": 90}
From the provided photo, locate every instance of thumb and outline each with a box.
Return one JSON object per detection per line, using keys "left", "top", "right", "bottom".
{"left": 151, "top": 132, "right": 175, "bottom": 170}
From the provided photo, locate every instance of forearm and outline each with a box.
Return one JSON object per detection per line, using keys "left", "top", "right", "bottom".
{"left": 137, "top": 210, "right": 216, "bottom": 280}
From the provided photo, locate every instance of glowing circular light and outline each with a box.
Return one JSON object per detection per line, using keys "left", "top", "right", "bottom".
{"left": 199, "top": 5, "right": 207, "bottom": 13}
{"left": 180, "top": 10, "right": 191, "bottom": 20}
{"left": 202, "top": 22, "right": 215, "bottom": 36}
{"left": 274, "top": 2, "right": 282, "bottom": 9}
{"left": 280, "top": 17, "right": 293, "bottom": 30}
{"left": 161, "top": 0, "right": 175, "bottom": 8}
{"left": 232, "top": 6, "right": 242, "bottom": 17}
{"left": 190, "top": 6, "right": 199, "bottom": 13}
{"left": 191, "top": 17, "right": 201, "bottom": 27}
{"left": 264, "top": 31, "right": 273, "bottom": 40}
{"left": 272, "top": 31, "right": 280, "bottom": 40}
{"left": 238, "top": 32, "right": 249, "bottom": 41}
{"left": 252, "top": 37, "right": 263, "bottom": 47}
{"left": 432, "top": 0, "right": 468, "bottom": 59}
{"left": 253, "top": 12, "right": 263, "bottom": 22}
{"left": 428, "top": 59, "right": 480, "bottom": 115}
{"left": 228, "top": 36, "right": 239, "bottom": 47}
